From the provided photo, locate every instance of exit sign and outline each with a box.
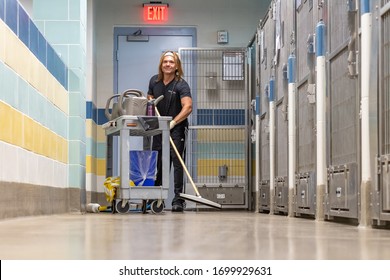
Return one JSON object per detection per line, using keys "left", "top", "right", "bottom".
{"left": 143, "top": 3, "right": 169, "bottom": 23}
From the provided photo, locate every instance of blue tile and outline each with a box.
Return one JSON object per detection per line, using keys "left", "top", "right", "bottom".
{"left": 18, "top": 5, "right": 29, "bottom": 47}
{"left": 86, "top": 101, "right": 98, "bottom": 124}
{"left": 197, "top": 109, "right": 213, "bottom": 125}
{"left": 93, "top": 104, "right": 97, "bottom": 124}
{"left": 86, "top": 101, "right": 93, "bottom": 119}
{"left": 97, "top": 108, "right": 108, "bottom": 125}
{"left": 38, "top": 32, "right": 47, "bottom": 66}
{"left": 29, "top": 21, "right": 39, "bottom": 58}
{"left": 47, "top": 45, "right": 67, "bottom": 89}
{"left": 63, "top": 67, "right": 68, "bottom": 90}
{"left": 0, "top": 0, "right": 4, "bottom": 20}
{"left": 196, "top": 109, "right": 245, "bottom": 125}
{"left": 59, "top": 60, "right": 67, "bottom": 89}
{"left": 47, "top": 44, "right": 56, "bottom": 77}
{"left": 5, "top": 0, "right": 17, "bottom": 34}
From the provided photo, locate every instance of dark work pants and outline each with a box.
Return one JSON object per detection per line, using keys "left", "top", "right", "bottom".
{"left": 153, "top": 127, "right": 186, "bottom": 205}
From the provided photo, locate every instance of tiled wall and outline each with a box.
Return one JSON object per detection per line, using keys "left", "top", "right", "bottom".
{"left": 32, "top": 0, "right": 87, "bottom": 194}
{"left": 0, "top": 0, "right": 87, "bottom": 217}
{"left": 0, "top": 0, "right": 69, "bottom": 190}
{"left": 86, "top": 102, "right": 107, "bottom": 199}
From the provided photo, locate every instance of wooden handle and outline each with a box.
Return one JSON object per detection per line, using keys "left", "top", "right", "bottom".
{"left": 155, "top": 108, "right": 200, "bottom": 197}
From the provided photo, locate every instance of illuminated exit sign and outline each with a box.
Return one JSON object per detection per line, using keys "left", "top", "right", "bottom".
{"left": 143, "top": 3, "right": 169, "bottom": 23}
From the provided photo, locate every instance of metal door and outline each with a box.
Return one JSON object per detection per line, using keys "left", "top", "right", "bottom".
{"left": 326, "top": 0, "right": 359, "bottom": 219}
{"left": 112, "top": 27, "right": 195, "bottom": 208}
{"left": 294, "top": 0, "right": 318, "bottom": 216}
{"left": 116, "top": 31, "right": 193, "bottom": 94}
{"left": 296, "top": 81, "right": 316, "bottom": 215}
{"left": 259, "top": 113, "right": 270, "bottom": 212}
{"left": 258, "top": 11, "right": 273, "bottom": 213}
{"left": 275, "top": 100, "right": 288, "bottom": 214}
{"left": 374, "top": 1, "right": 390, "bottom": 224}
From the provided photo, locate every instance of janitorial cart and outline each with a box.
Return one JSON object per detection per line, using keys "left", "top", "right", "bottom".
{"left": 103, "top": 112, "right": 171, "bottom": 214}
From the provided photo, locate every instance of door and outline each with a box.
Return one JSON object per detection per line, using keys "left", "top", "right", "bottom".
{"left": 113, "top": 27, "right": 195, "bottom": 209}
{"left": 117, "top": 35, "right": 193, "bottom": 94}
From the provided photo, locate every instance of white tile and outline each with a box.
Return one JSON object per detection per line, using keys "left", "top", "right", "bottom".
{"left": 17, "top": 147, "right": 29, "bottom": 183}
{"left": 2, "top": 143, "right": 18, "bottom": 182}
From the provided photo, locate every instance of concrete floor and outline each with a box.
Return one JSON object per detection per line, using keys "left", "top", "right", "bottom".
{"left": 0, "top": 210, "right": 390, "bottom": 260}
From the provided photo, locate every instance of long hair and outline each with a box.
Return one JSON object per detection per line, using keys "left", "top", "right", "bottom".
{"left": 157, "top": 50, "right": 184, "bottom": 81}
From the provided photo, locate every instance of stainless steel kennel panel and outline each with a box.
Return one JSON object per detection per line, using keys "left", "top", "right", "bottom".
{"left": 259, "top": 113, "right": 271, "bottom": 212}
{"left": 258, "top": 11, "right": 274, "bottom": 213}
{"left": 179, "top": 48, "right": 249, "bottom": 209}
{"left": 373, "top": 1, "right": 390, "bottom": 224}
{"left": 293, "top": 0, "right": 319, "bottom": 216}
{"left": 295, "top": 81, "right": 316, "bottom": 216}
{"left": 272, "top": 0, "right": 295, "bottom": 215}
{"left": 275, "top": 100, "right": 288, "bottom": 213}
{"left": 325, "top": 0, "right": 360, "bottom": 220}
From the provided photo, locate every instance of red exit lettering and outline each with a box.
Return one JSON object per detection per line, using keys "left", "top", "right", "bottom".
{"left": 143, "top": 4, "right": 168, "bottom": 22}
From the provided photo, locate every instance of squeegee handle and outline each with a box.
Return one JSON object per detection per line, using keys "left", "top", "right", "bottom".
{"left": 168, "top": 134, "right": 201, "bottom": 197}
{"left": 155, "top": 108, "right": 201, "bottom": 197}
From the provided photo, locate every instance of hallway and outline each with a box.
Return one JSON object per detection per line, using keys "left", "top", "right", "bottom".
{"left": 1, "top": 210, "right": 390, "bottom": 260}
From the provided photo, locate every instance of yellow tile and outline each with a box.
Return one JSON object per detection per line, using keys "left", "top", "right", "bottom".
{"left": 49, "top": 132, "right": 56, "bottom": 159}
{"left": 96, "top": 158, "right": 106, "bottom": 176}
{"left": 87, "top": 120, "right": 99, "bottom": 141}
{"left": 57, "top": 137, "right": 66, "bottom": 163}
{"left": 0, "top": 102, "right": 12, "bottom": 143}
{"left": 37, "top": 65, "right": 48, "bottom": 98}
{"left": 39, "top": 126, "right": 49, "bottom": 158}
{"left": 62, "top": 139, "right": 69, "bottom": 163}
{"left": 28, "top": 56, "right": 40, "bottom": 90}
{"left": 197, "top": 159, "right": 245, "bottom": 176}
{"left": 10, "top": 109, "right": 23, "bottom": 147}
{"left": 48, "top": 130, "right": 56, "bottom": 160}
{"left": 0, "top": 22, "right": 5, "bottom": 62}
{"left": 86, "top": 155, "right": 96, "bottom": 174}
{"left": 55, "top": 83, "right": 69, "bottom": 115}
{"left": 4, "top": 28, "right": 18, "bottom": 72}
{"left": 16, "top": 44, "right": 30, "bottom": 81}
{"left": 33, "top": 122, "right": 43, "bottom": 156}
{"left": 23, "top": 116, "right": 34, "bottom": 151}
{"left": 198, "top": 129, "right": 246, "bottom": 142}
{"left": 57, "top": 135, "right": 64, "bottom": 163}
{"left": 53, "top": 134, "right": 59, "bottom": 162}
{"left": 28, "top": 55, "right": 47, "bottom": 94}
{"left": 97, "top": 125, "right": 107, "bottom": 142}
{"left": 46, "top": 74, "right": 55, "bottom": 103}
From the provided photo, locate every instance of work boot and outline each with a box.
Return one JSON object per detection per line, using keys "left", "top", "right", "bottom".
{"left": 171, "top": 203, "right": 183, "bottom": 212}
{"left": 171, "top": 198, "right": 185, "bottom": 212}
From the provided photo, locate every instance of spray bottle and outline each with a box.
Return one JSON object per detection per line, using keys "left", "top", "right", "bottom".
{"left": 146, "top": 100, "right": 155, "bottom": 116}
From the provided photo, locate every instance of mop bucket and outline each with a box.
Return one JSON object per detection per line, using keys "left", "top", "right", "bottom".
{"left": 129, "top": 151, "right": 158, "bottom": 186}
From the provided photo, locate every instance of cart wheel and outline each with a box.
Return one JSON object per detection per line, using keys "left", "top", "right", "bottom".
{"left": 141, "top": 200, "right": 147, "bottom": 214}
{"left": 150, "top": 200, "right": 164, "bottom": 214}
{"left": 116, "top": 200, "right": 130, "bottom": 213}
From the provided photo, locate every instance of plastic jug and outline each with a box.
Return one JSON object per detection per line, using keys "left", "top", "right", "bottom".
{"left": 119, "top": 89, "right": 148, "bottom": 116}
{"left": 104, "top": 94, "right": 121, "bottom": 121}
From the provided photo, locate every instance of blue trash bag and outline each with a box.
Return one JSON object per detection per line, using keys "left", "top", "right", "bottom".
{"left": 129, "top": 151, "right": 158, "bottom": 186}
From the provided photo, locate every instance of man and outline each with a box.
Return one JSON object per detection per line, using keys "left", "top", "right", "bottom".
{"left": 147, "top": 51, "right": 192, "bottom": 212}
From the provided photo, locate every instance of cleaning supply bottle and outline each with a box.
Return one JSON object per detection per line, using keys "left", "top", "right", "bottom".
{"left": 86, "top": 203, "right": 101, "bottom": 213}
{"left": 146, "top": 100, "right": 155, "bottom": 116}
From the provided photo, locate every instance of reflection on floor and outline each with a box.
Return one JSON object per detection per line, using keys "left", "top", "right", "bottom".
{"left": 1, "top": 211, "right": 390, "bottom": 260}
